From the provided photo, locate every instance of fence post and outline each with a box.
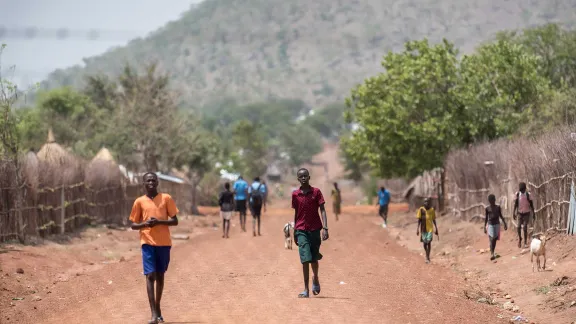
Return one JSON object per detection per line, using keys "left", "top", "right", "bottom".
{"left": 60, "top": 187, "right": 65, "bottom": 234}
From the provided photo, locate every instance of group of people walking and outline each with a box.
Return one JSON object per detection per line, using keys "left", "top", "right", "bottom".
{"left": 218, "top": 175, "right": 268, "bottom": 238}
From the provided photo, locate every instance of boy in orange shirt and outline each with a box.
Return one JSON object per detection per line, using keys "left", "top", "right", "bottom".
{"left": 129, "top": 172, "right": 179, "bottom": 324}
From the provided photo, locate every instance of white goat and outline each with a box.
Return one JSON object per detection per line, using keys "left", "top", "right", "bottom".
{"left": 530, "top": 233, "right": 547, "bottom": 272}
{"left": 283, "top": 222, "right": 294, "bottom": 250}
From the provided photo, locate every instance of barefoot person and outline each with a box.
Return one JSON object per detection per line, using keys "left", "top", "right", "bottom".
{"left": 416, "top": 197, "right": 438, "bottom": 264}
{"left": 513, "top": 182, "right": 535, "bottom": 248}
{"left": 377, "top": 186, "right": 391, "bottom": 227}
{"left": 129, "top": 172, "right": 179, "bottom": 324}
{"left": 484, "top": 194, "right": 508, "bottom": 260}
{"left": 219, "top": 182, "right": 235, "bottom": 239}
{"left": 233, "top": 175, "right": 249, "bottom": 232}
{"left": 331, "top": 182, "right": 342, "bottom": 221}
{"left": 292, "top": 168, "right": 329, "bottom": 298}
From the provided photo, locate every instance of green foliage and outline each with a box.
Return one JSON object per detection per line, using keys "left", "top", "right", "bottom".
{"left": 279, "top": 123, "right": 323, "bottom": 167}
{"left": 231, "top": 119, "right": 268, "bottom": 177}
{"left": 345, "top": 37, "right": 550, "bottom": 178}
{"left": 0, "top": 44, "right": 20, "bottom": 158}
{"left": 302, "top": 103, "right": 348, "bottom": 139}
{"left": 37, "top": 0, "right": 576, "bottom": 108}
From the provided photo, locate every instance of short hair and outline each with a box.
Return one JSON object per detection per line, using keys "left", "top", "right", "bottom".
{"left": 224, "top": 182, "right": 230, "bottom": 189}
{"left": 488, "top": 194, "right": 496, "bottom": 203}
{"left": 142, "top": 172, "right": 158, "bottom": 181}
{"left": 254, "top": 176, "right": 260, "bottom": 182}
{"left": 519, "top": 182, "right": 527, "bottom": 190}
{"left": 297, "top": 168, "right": 309, "bottom": 174}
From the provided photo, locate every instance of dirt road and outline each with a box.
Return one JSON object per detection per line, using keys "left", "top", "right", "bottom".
{"left": 3, "top": 206, "right": 508, "bottom": 324}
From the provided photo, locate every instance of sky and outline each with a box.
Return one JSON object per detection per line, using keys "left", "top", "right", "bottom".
{"left": 0, "top": 0, "right": 202, "bottom": 87}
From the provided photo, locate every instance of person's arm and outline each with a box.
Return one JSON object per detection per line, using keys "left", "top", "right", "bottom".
{"left": 513, "top": 194, "right": 518, "bottom": 219}
{"left": 155, "top": 196, "right": 179, "bottom": 227}
{"left": 320, "top": 203, "right": 329, "bottom": 240}
{"left": 499, "top": 207, "right": 508, "bottom": 230}
{"left": 433, "top": 219, "right": 439, "bottom": 235}
{"left": 484, "top": 208, "right": 488, "bottom": 234}
{"left": 129, "top": 200, "right": 151, "bottom": 230}
{"left": 416, "top": 209, "right": 422, "bottom": 235}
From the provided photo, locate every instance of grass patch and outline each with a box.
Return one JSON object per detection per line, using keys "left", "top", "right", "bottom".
{"left": 535, "top": 285, "right": 551, "bottom": 295}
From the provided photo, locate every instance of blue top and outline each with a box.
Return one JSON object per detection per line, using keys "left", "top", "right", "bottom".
{"left": 248, "top": 181, "right": 267, "bottom": 203}
{"left": 378, "top": 189, "right": 391, "bottom": 206}
{"left": 233, "top": 179, "right": 249, "bottom": 200}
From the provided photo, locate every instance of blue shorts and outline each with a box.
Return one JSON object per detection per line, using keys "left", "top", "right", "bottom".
{"left": 142, "top": 244, "right": 171, "bottom": 275}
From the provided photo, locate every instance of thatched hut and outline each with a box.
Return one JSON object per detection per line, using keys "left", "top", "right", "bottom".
{"left": 403, "top": 168, "right": 444, "bottom": 211}
{"left": 36, "top": 129, "right": 82, "bottom": 185}
{"left": 86, "top": 147, "right": 124, "bottom": 187}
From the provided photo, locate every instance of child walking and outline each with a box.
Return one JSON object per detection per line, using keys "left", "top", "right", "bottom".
{"left": 129, "top": 172, "right": 179, "bottom": 324}
{"left": 219, "top": 182, "right": 234, "bottom": 238}
{"left": 292, "top": 168, "right": 329, "bottom": 298}
{"left": 484, "top": 194, "right": 508, "bottom": 260}
{"left": 416, "top": 197, "right": 438, "bottom": 264}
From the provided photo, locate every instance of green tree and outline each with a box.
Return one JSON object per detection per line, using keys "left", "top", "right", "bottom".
{"left": 231, "top": 119, "right": 268, "bottom": 177}
{"left": 302, "top": 103, "right": 348, "bottom": 139}
{"left": 279, "top": 123, "right": 323, "bottom": 167}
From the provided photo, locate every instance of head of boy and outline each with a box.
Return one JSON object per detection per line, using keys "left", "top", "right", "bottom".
{"left": 380, "top": 186, "right": 385, "bottom": 191}
{"left": 519, "top": 182, "right": 527, "bottom": 193}
{"left": 297, "top": 168, "right": 310, "bottom": 186}
{"left": 334, "top": 182, "right": 339, "bottom": 189}
{"left": 423, "top": 197, "right": 432, "bottom": 209}
{"left": 488, "top": 194, "right": 496, "bottom": 205}
{"left": 224, "top": 182, "right": 230, "bottom": 190}
{"left": 254, "top": 176, "right": 260, "bottom": 182}
{"left": 143, "top": 172, "right": 158, "bottom": 193}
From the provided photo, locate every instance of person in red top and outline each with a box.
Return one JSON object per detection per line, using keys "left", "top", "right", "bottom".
{"left": 292, "top": 168, "right": 329, "bottom": 298}
{"left": 129, "top": 172, "right": 179, "bottom": 324}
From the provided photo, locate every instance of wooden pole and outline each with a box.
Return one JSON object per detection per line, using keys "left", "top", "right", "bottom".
{"left": 60, "top": 187, "right": 65, "bottom": 234}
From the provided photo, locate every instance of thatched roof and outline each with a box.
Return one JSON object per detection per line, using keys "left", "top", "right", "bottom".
{"left": 403, "top": 168, "right": 443, "bottom": 199}
{"left": 92, "top": 147, "right": 115, "bottom": 164}
{"left": 37, "top": 129, "right": 75, "bottom": 166}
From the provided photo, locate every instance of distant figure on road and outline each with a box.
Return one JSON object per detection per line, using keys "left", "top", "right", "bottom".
{"left": 129, "top": 172, "right": 179, "bottom": 324}
{"left": 377, "top": 186, "right": 391, "bottom": 227}
{"left": 249, "top": 176, "right": 267, "bottom": 236}
{"left": 416, "top": 197, "right": 438, "bottom": 264}
{"left": 292, "top": 168, "right": 329, "bottom": 298}
{"left": 261, "top": 180, "right": 269, "bottom": 213}
{"left": 513, "top": 182, "right": 535, "bottom": 249}
{"left": 331, "top": 182, "right": 342, "bottom": 221}
{"left": 484, "top": 194, "right": 508, "bottom": 260}
{"left": 219, "top": 182, "right": 235, "bottom": 239}
{"left": 233, "top": 175, "right": 249, "bottom": 232}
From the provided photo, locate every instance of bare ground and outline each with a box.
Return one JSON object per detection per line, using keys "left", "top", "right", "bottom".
{"left": 0, "top": 203, "right": 513, "bottom": 324}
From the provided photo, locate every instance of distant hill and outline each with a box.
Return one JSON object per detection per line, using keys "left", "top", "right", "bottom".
{"left": 40, "top": 0, "right": 576, "bottom": 108}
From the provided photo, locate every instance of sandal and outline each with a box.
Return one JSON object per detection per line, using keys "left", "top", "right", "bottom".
{"left": 298, "top": 290, "right": 309, "bottom": 298}
{"left": 148, "top": 319, "right": 158, "bottom": 324}
{"left": 312, "top": 277, "right": 321, "bottom": 296}
{"left": 157, "top": 316, "right": 164, "bottom": 323}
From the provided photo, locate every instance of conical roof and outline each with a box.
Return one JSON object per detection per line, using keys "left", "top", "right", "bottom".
{"left": 37, "top": 128, "right": 74, "bottom": 165}
{"left": 92, "top": 147, "right": 115, "bottom": 164}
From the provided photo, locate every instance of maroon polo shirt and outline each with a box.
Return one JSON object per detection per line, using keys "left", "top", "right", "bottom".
{"left": 292, "top": 186, "right": 325, "bottom": 231}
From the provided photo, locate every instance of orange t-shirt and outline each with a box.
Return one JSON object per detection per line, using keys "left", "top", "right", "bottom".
{"left": 129, "top": 193, "right": 179, "bottom": 246}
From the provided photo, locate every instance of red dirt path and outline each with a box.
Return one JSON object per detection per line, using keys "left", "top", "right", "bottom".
{"left": 1, "top": 204, "right": 509, "bottom": 324}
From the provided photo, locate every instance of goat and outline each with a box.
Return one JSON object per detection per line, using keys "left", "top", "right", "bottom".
{"left": 283, "top": 222, "right": 294, "bottom": 250}
{"left": 530, "top": 233, "right": 547, "bottom": 272}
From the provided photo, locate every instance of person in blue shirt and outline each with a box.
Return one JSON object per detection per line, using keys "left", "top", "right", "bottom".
{"left": 233, "top": 176, "right": 249, "bottom": 232}
{"left": 376, "top": 186, "right": 391, "bottom": 227}
{"left": 248, "top": 176, "right": 267, "bottom": 237}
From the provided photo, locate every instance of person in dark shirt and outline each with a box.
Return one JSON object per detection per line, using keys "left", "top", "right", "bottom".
{"left": 292, "top": 168, "right": 329, "bottom": 298}
{"left": 484, "top": 194, "right": 508, "bottom": 260}
{"left": 219, "top": 182, "right": 235, "bottom": 239}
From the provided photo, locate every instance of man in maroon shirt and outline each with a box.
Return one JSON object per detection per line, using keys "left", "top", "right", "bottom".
{"left": 292, "top": 168, "right": 329, "bottom": 298}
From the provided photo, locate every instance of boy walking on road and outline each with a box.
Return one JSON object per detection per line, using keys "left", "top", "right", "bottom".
{"left": 513, "top": 182, "right": 535, "bottom": 248}
{"left": 416, "top": 197, "right": 438, "bottom": 264}
{"left": 331, "top": 182, "right": 342, "bottom": 221}
{"left": 219, "top": 182, "right": 235, "bottom": 239}
{"left": 129, "top": 172, "right": 179, "bottom": 324}
{"left": 484, "top": 194, "right": 508, "bottom": 260}
{"left": 292, "top": 168, "right": 329, "bottom": 298}
{"left": 233, "top": 176, "right": 249, "bottom": 232}
{"left": 248, "top": 176, "right": 266, "bottom": 236}
{"left": 377, "top": 186, "right": 391, "bottom": 227}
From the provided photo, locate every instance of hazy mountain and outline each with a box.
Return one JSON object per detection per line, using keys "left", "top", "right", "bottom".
{"left": 39, "top": 0, "right": 576, "bottom": 108}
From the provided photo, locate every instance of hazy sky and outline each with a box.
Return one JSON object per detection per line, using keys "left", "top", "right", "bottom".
{"left": 0, "top": 0, "right": 202, "bottom": 87}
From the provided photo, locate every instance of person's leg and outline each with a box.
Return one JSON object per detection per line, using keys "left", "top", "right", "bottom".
{"left": 154, "top": 246, "right": 171, "bottom": 322}
{"left": 222, "top": 213, "right": 226, "bottom": 238}
{"left": 142, "top": 245, "right": 158, "bottom": 323}
{"left": 522, "top": 217, "right": 529, "bottom": 247}
{"left": 516, "top": 218, "right": 522, "bottom": 248}
{"left": 302, "top": 262, "right": 310, "bottom": 293}
{"left": 146, "top": 273, "right": 157, "bottom": 322}
{"left": 155, "top": 272, "right": 165, "bottom": 320}
{"left": 489, "top": 237, "right": 496, "bottom": 259}
{"left": 425, "top": 243, "right": 431, "bottom": 262}
{"left": 383, "top": 205, "right": 389, "bottom": 225}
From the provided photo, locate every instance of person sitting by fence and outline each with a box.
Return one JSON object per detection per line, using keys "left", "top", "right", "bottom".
{"left": 484, "top": 194, "right": 508, "bottom": 261}
{"left": 416, "top": 197, "right": 438, "bottom": 264}
{"left": 513, "top": 182, "right": 535, "bottom": 249}
{"left": 129, "top": 172, "right": 179, "bottom": 324}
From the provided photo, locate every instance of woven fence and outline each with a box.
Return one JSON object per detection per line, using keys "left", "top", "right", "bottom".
{"left": 444, "top": 127, "right": 576, "bottom": 234}
{"left": 0, "top": 154, "right": 200, "bottom": 243}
